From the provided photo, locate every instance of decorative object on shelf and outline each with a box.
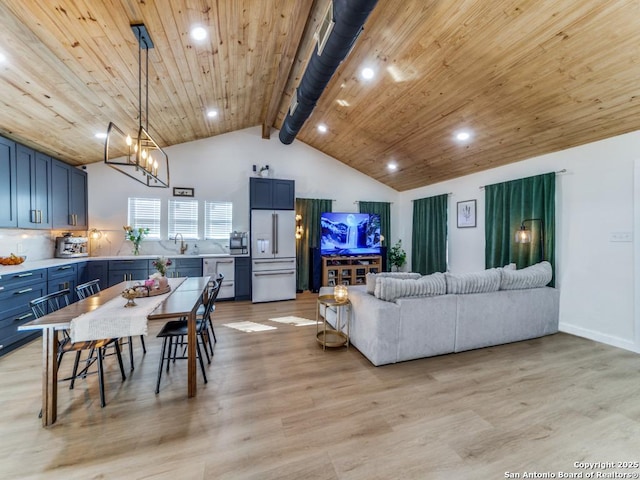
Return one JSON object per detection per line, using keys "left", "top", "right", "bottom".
{"left": 123, "top": 226, "right": 149, "bottom": 255}
{"left": 104, "top": 23, "right": 169, "bottom": 188}
{"left": 295, "top": 214, "right": 303, "bottom": 239}
{"left": 172, "top": 187, "right": 194, "bottom": 197}
{"left": 457, "top": 199, "right": 477, "bottom": 228}
{"left": 259, "top": 165, "right": 270, "bottom": 177}
{"left": 334, "top": 284, "right": 349, "bottom": 303}
{"left": 389, "top": 240, "right": 406, "bottom": 272}
{"left": 515, "top": 218, "right": 545, "bottom": 262}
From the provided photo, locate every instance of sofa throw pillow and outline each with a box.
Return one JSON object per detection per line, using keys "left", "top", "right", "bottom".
{"left": 500, "top": 261, "right": 552, "bottom": 290}
{"left": 374, "top": 272, "right": 446, "bottom": 302}
{"left": 445, "top": 269, "right": 501, "bottom": 294}
{"left": 365, "top": 272, "right": 422, "bottom": 295}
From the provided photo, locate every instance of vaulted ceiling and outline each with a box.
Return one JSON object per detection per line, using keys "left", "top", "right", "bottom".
{"left": 0, "top": 1, "right": 639, "bottom": 192}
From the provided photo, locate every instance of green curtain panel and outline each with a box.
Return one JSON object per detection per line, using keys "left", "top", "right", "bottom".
{"left": 358, "top": 201, "right": 391, "bottom": 267}
{"left": 411, "top": 194, "right": 448, "bottom": 275}
{"left": 295, "top": 198, "right": 333, "bottom": 291}
{"left": 485, "top": 172, "right": 555, "bottom": 285}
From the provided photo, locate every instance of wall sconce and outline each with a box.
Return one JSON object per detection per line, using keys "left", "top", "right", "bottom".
{"left": 89, "top": 228, "right": 103, "bottom": 240}
{"left": 515, "top": 218, "right": 545, "bottom": 262}
{"left": 295, "top": 214, "right": 303, "bottom": 239}
{"left": 334, "top": 284, "right": 349, "bottom": 303}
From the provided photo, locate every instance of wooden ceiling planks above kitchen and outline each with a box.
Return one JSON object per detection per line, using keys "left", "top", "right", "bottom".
{"left": 0, "top": 1, "right": 639, "bottom": 191}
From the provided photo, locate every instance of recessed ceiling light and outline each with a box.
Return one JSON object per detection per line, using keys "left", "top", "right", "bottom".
{"left": 361, "top": 67, "right": 375, "bottom": 80}
{"left": 94, "top": 132, "right": 107, "bottom": 139}
{"left": 317, "top": 124, "right": 328, "bottom": 133}
{"left": 207, "top": 110, "right": 218, "bottom": 118}
{"left": 455, "top": 130, "right": 472, "bottom": 141}
{"left": 191, "top": 26, "right": 207, "bottom": 41}
{"left": 387, "top": 162, "right": 398, "bottom": 171}
{"left": 0, "top": 53, "right": 6, "bottom": 63}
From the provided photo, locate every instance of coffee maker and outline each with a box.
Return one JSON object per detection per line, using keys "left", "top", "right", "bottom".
{"left": 55, "top": 234, "right": 89, "bottom": 258}
{"left": 229, "top": 231, "right": 248, "bottom": 255}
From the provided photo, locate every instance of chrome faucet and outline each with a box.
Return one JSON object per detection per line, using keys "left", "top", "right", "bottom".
{"left": 174, "top": 233, "right": 188, "bottom": 254}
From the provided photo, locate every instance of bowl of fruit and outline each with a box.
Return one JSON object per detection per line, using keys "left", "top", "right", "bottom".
{"left": 0, "top": 254, "right": 26, "bottom": 266}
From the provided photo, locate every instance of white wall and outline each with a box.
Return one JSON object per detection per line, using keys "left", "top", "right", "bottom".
{"left": 398, "top": 131, "right": 639, "bottom": 353}
{"left": 85, "top": 126, "right": 398, "bottom": 256}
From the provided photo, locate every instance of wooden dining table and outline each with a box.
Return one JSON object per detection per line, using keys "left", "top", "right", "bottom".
{"left": 18, "top": 275, "right": 210, "bottom": 427}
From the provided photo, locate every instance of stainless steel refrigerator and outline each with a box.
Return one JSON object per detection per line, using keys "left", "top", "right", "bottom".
{"left": 251, "top": 210, "right": 296, "bottom": 302}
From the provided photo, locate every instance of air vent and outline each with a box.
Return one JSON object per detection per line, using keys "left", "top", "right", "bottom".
{"left": 289, "top": 88, "right": 299, "bottom": 116}
{"left": 314, "top": 2, "right": 335, "bottom": 56}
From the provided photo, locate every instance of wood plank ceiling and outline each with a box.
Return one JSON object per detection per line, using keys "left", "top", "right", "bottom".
{"left": 0, "top": 0, "right": 639, "bottom": 192}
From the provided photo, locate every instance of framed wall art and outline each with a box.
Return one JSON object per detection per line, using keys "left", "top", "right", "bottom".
{"left": 173, "top": 187, "right": 194, "bottom": 197}
{"left": 457, "top": 200, "right": 476, "bottom": 228}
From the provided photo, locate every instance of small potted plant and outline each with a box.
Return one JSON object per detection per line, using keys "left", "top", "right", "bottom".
{"left": 389, "top": 239, "right": 407, "bottom": 272}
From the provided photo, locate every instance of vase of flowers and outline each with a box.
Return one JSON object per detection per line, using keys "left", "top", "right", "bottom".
{"left": 151, "top": 256, "right": 172, "bottom": 290}
{"left": 123, "top": 226, "right": 149, "bottom": 255}
{"left": 152, "top": 256, "right": 172, "bottom": 276}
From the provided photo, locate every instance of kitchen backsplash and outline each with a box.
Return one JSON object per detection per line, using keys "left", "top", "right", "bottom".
{"left": 0, "top": 229, "right": 57, "bottom": 261}
{"left": 0, "top": 228, "right": 232, "bottom": 262}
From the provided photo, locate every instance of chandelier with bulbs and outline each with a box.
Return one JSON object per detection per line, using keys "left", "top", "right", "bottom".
{"left": 104, "top": 23, "right": 170, "bottom": 188}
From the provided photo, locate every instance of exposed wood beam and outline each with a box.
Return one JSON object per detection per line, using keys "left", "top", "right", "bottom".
{"left": 260, "top": 0, "right": 314, "bottom": 139}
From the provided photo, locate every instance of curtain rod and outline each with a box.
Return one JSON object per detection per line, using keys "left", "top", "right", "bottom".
{"left": 479, "top": 169, "right": 567, "bottom": 190}
{"left": 410, "top": 193, "right": 453, "bottom": 202}
{"left": 353, "top": 200, "right": 394, "bottom": 204}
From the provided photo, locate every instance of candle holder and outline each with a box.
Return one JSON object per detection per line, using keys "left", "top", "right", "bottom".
{"left": 334, "top": 284, "right": 349, "bottom": 303}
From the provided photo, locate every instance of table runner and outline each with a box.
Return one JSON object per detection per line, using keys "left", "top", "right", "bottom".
{"left": 70, "top": 278, "right": 187, "bottom": 342}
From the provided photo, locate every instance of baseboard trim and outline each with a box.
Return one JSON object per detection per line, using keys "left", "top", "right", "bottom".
{"left": 559, "top": 322, "right": 640, "bottom": 353}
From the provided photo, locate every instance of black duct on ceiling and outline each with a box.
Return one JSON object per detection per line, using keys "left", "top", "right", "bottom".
{"left": 279, "top": 0, "right": 379, "bottom": 145}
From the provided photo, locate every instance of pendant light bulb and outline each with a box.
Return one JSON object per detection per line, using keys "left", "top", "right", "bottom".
{"left": 125, "top": 135, "right": 132, "bottom": 146}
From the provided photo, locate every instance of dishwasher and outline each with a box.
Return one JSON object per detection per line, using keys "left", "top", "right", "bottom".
{"left": 202, "top": 257, "right": 235, "bottom": 299}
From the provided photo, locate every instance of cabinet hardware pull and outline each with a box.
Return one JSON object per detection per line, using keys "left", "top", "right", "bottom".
{"left": 15, "top": 288, "right": 33, "bottom": 294}
{"left": 60, "top": 266, "right": 72, "bottom": 270}
{"left": 15, "top": 313, "right": 33, "bottom": 322}
{"left": 16, "top": 273, "right": 33, "bottom": 278}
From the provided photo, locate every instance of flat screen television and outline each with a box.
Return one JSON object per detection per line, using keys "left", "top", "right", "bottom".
{"left": 320, "top": 212, "right": 381, "bottom": 256}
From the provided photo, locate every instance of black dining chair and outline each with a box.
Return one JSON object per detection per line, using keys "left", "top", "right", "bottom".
{"left": 197, "top": 274, "right": 223, "bottom": 356}
{"left": 76, "top": 279, "right": 147, "bottom": 371}
{"left": 154, "top": 279, "right": 220, "bottom": 393}
{"left": 30, "top": 289, "right": 126, "bottom": 409}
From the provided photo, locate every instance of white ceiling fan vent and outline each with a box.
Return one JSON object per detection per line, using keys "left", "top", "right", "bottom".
{"left": 289, "top": 88, "right": 299, "bottom": 116}
{"left": 314, "top": 2, "right": 335, "bottom": 57}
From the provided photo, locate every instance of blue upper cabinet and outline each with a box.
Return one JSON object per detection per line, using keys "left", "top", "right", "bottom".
{"left": 250, "top": 177, "right": 295, "bottom": 210}
{"left": 16, "top": 145, "right": 52, "bottom": 229}
{"left": 52, "top": 159, "right": 88, "bottom": 230}
{"left": 0, "top": 136, "right": 17, "bottom": 228}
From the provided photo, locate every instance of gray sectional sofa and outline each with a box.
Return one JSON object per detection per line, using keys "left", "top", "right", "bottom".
{"left": 319, "top": 262, "right": 560, "bottom": 366}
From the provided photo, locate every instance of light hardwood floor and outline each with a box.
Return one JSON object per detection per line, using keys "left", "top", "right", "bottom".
{"left": 1, "top": 292, "right": 640, "bottom": 479}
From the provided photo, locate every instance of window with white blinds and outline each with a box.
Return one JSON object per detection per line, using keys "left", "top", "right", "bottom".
{"left": 204, "top": 201, "right": 233, "bottom": 240}
{"left": 168, "top": 199, "right": 199, "bottom": 239}
{"left": 127, "top": 197, "right": 161, "bottom": 239}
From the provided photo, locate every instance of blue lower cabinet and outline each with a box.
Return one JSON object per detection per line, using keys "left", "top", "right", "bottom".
{"left": 0, "top": 274, "right": 48, "bottom": 357}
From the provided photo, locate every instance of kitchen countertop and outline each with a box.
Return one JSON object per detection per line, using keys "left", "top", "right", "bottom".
{"left": 0, "top": 253, "right": 249, "bottom": 276}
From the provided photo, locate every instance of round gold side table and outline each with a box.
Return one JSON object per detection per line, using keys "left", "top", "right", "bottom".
{"left": 316, "top": 294, "right": 351, "bottom": 350}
